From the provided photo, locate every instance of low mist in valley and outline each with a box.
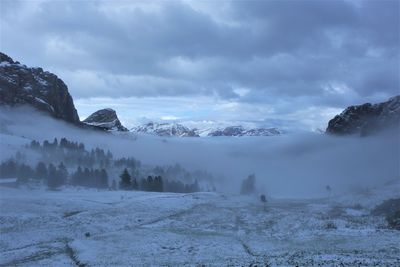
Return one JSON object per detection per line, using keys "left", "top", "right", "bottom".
{"left": 1, "top": 106, "right": 398, "bottom": 198}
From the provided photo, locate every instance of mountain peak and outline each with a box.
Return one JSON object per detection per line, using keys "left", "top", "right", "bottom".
{"left": 83, "top": 108, "right": 128, "bottom": 132}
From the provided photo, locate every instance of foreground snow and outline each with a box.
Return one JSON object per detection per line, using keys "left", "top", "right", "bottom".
{"left": 0, "top": 184, "right": 399, "bottom": 266}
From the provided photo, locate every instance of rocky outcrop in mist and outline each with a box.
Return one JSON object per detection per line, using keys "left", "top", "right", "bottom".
{"left": 326, "top": 96, "right": 400, "bottom": 136}
{"left": 0, "top": 52, "right": 80, "bottom": 124}
{"left": 83, "top": 108, "right": 128, "bottom": 132}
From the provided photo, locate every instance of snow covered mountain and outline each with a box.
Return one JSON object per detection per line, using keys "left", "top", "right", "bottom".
{"left": 207, "top": 126, "right": 281, "bottom": 137}
{"left": 0, "top": 52, "right": 80, "bottom": 124}
{"left": 326, "top": 95, "right": 400, "bottom": 136}
{"left": 131, "top": 122, "right": 199, "bottom": 137}
{"left": 83, "top": 108, "right": 128, "bottom": 132}
{"left": 131, "top": 122, "right": 282, "bottom": 137}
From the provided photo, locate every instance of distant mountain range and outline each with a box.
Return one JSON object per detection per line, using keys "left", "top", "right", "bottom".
{"left": 129, "top": 122, "right": 282, "bottom": 137}
{"left": 1, "top": 52, "right": 398, "bottom": 137}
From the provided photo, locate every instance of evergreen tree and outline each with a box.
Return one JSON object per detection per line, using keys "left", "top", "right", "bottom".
{"left": 57, "top": 162, "right": 68, "bottom": 184}
{"left": 47, "top": 163, "right": 59, "bottom": 189}
{"left": 71, "top": 166, "right": 83, "bottom": 186}
{"left": 16, "top": 164, "right": 34, "bottom": 184}
{"left": 131, "top": 174, "right": 138, "bottom": 190}
{"left": 35, "top": 162, "right": 47, "bottom": 180}
{"left": 0, "top": 159, "right": 17, "bottom": 178}
{"left": 146, "top": 176, "right": 154, "bottom": 191}
{"left": 99, "top": 169, "right": 108, "bottom": 188}
{"left": 119, "top": 168, "right": 131, "bottom": 190}
{"left": 47, "top": 163, "right": 67, "bottom": 189}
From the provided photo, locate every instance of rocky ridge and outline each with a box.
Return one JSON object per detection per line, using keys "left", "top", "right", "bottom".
{"left": 0, "top": 52, "right": 80, "bottom": 124}
{"left": 326, "top": 96, "right": 400, "bottom": 135}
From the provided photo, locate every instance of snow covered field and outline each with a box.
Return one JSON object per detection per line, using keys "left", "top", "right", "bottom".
{"left": 1, "top": 184, "right": 399, "bottom": 266}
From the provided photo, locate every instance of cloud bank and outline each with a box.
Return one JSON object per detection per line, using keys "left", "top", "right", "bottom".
{"left": 1, "top": 0, "right": 399, "bottom": 129}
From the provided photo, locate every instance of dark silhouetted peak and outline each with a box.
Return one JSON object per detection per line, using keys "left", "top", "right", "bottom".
{"left": 0, "top": 52, "right": 14, "bottom": 64}
{"left": 326, "top": 96, "right": 400, "bottom": 136}
{"left": 0, "top": 52, "right": 80, "bottom": 124}
{"left": 83, "top": 108, "right": 128, "bottom": 132}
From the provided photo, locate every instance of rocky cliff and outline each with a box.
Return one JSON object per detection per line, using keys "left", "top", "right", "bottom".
{"left": 326, "top": 96, "right": 400, "bottom": 135}
{"left": 0, "top": 52, "right": 80, "bottom": 124}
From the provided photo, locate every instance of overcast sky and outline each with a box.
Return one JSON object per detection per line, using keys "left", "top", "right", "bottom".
{"left": 1, "top": 0, "right": 399, "bottom": 130}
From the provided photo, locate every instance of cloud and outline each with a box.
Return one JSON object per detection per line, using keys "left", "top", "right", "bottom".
{"left": 1, "top": 0, "right": 398, "bottom": 129}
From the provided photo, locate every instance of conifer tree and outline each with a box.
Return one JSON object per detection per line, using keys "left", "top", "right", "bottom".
{"left": 35, "top": 161, "right": 48, "bottom": 180}
{"left": 119, "top": 168, "right": 131, "bottom": 190}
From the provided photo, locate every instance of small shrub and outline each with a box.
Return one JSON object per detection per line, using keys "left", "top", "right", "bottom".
{"left": 260, "top": 194, "right": 267, "bottom": 203}
{"left": 386, "top": 210, "right": 400, "bottom": 230}
{"left": 324, "top": 221, "right": 337, "bottom": 230}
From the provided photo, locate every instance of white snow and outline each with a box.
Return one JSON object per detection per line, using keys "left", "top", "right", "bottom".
{"left": 0, "top": 61, "right": 11, "bottom": 67}
{"left": 0, "top": 178, "right": 17, "bottom": 184}
{"left": 34, "top": 97, "right": 48, "bottom": 105}
{"left": 0, "top": 185, "right": 399, "bottom": 266}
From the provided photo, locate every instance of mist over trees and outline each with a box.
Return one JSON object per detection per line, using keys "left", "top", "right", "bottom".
{"left": 0, "top": 137, "right": 212, "bottom": 193}
{"left": 241, "top": 174, "right": 256, "bottom": 195}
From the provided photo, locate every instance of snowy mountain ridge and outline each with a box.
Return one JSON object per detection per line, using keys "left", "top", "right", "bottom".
{"left": 131, "top": 122, "right": 199, "bottom": 137}
{"left": 130, "top": 122, "right": 282, "bottom": 137}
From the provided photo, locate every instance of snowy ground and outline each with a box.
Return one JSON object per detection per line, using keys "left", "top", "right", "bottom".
{"left": 1, "top": 183, "right": 399, "bottom": 266}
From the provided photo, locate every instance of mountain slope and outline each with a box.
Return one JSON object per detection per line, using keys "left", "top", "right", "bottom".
{"left": 0, "top": 52, "right": 80, "bottom": 124}
{"left": 326, "top": 96, "right": 400, "bottom": 135}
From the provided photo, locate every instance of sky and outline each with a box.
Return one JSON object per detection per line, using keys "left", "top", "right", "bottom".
{"left": 0, "top": 0, "right": 399, "bottom": 130}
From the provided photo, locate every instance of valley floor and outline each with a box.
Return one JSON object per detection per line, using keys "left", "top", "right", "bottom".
{"left": 0, "top": 185, "right": 399, "bottom": 266}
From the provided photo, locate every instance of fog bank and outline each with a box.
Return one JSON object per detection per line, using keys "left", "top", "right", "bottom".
{"left": 1, "top": 107, "right": 398, "bottom": 198}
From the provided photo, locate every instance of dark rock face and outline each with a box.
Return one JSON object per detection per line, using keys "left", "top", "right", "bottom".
{"left": 326, "top": 96, "right": 400, "bottom": 136}
{"left": 83, "top": 108, "right": 128, "bottom": 132}
{"left": 0, "top": 52, "right": 80, "bottom": 124}
{"left": 208, "top": 126, "right": 281, "bottom": 137}
{"left": 132, "top": 122, "right": 199, "bottom": 137}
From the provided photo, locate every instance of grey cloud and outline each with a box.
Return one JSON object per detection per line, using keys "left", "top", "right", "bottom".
{"left": 0, "top": 0, "right": 398, "bottom": 123}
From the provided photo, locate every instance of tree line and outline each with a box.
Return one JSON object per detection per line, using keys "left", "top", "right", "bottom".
{"left": 0, "top": 137, "right": 205, "bottom": 193}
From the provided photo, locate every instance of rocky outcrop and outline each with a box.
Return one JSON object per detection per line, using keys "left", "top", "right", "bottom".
{"left": 0, "top": 52, "right": 80, "bottom": 124}
{"left": 326, "top": 96, "right": 400, "bottom": 136}
{"left": 83, "top": 108, "right": 128, "bottom": 132}
{"left": 131, "top": 122, "right": 199, "bottom": 137}
{"left": 207, "top": 126, "right": 281, "bottom": 137}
